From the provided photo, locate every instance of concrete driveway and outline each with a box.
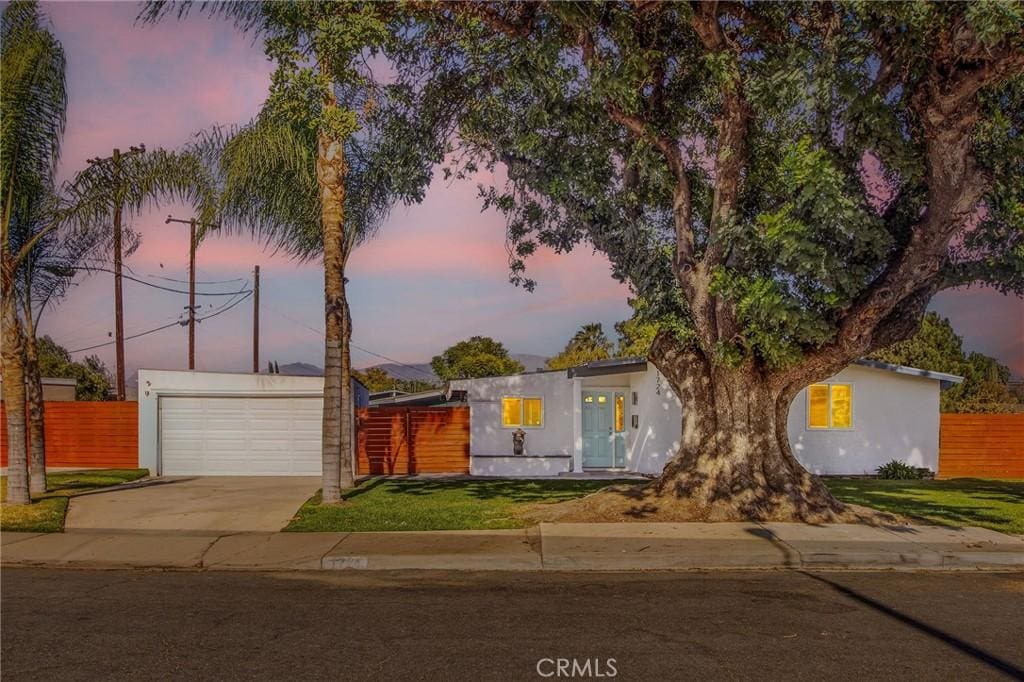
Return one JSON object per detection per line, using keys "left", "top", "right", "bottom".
{"left": 64, "top": 477, "right": 319, "bottom": 533}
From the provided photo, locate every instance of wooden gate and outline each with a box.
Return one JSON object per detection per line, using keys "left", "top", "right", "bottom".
{"left": 938, "top": 413, "right": 1024, "bottom": 479}
{"left": 1, "top": 401, "right": 138, "bottom": 469}
{"left": 356, "top": 406, "right": 470, "bottom": 475}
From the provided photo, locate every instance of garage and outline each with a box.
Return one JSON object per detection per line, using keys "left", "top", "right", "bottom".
{"left": 159, "top": 396, "right": 323, "bottom": 476}
{"left": 138, "top": 370, "right": 367, "bottom": 476}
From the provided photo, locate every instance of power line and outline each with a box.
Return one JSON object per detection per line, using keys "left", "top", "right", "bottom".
{"left": 196, "top": 290, "right": 253, "bottom": 323}
{"left": 67, "top": 290, "right": 253, "bottom": 354}
{"left": 68, "top": 321, "right": 182, "bottom": 353}
{"left": 75, "top": 266, "right": 252, "bottom": 296}
{"left": 262, "top": 302, "right": 437, "bottom": 380}
{"left": 147, "top": 273, "right": 246, "bottom": 285}
{"left": 77, "top": 256, "right": 243, "bottom": 284}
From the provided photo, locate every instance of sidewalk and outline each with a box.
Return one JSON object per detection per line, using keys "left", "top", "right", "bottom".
{"left": 3, "top": 522, "right": 1023, "bottom": 572}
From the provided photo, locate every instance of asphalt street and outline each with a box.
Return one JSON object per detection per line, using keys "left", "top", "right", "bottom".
{"left": 2, "top": 568, "right": 1022, "bottom": 681}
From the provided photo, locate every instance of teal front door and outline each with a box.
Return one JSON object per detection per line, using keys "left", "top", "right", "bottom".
{"left": 582, "top": 390, "right": 627, "bottom": 469}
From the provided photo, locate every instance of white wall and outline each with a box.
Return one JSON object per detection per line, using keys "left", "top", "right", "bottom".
{"left": 138, "top": 370, "right": 327, "bottom": 474}
{"left": 450, "top": 371, "right": 575, "bottom": 458}
{"left": 627, "top": 368, "right": 683, "bottom": 475}
{"left": 454, "top": 362, "right": 942, "bottom": 478}
{"left": 787, "top": 364, "right": 941, "bottom": 475}
{"left": 470, "top": 455, "right": 572, "bottom": 476}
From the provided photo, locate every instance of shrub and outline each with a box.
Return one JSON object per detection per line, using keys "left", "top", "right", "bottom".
{"left": 875, "top": 460, "right": 923, "bottom": 480}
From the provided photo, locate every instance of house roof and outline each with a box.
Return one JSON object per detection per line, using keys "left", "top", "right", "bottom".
{"left": 566, "top": 357, "right": 648, "bottom": 378}
{"left": 0, "top": 376, "right": 76, "bottom": 387}
{"left": 444, "top": 355, "right": 964, "bottom": 386}
{"left": 369, "top": 389, "right": 464, "bottom": 407}
{"left": 852, "top": 359, "right": 964, "bottom": 384}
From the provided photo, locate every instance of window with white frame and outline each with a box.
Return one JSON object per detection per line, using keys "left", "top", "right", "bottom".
{"left": 501, "top": 396, "right": 543, "bottom": 428}
{"left": 807, "top": 383, "right": 853, "bottom": 429}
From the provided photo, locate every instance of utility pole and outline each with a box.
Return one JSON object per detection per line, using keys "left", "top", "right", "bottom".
{"left": 112, "top": 149, "right": 125, "bottom": 399}
{"left": 86, "top": 144, "right": 145, "bottom": 400}
{"left": 252, "top": 265, "right": 260, "bottom": 373}
{"left": 165, "top": 215, "right": 219, "bottom": 370}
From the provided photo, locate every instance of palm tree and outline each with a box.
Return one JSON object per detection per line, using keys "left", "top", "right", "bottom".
{"left": 10, "top": 193, "right": 74, "bottom": 494}
{"left": 1, "top": 0, "right": 66, "bottom": 504}
{"left": 546, "top": 323, "right": 614, "bottom": 371}
{"left": 156, "top": 2, "right": 437, "bottom": 503}
{"left": 2, "top": 1, "right": 215, "bottom": 504}
{"left": 193, "top": 97, "right": 397, "bottom": 502}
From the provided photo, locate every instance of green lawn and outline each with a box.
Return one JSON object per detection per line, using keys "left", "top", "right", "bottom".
{"left": 827, "top": 478, "right": 1024, "bottom": 535}
{"left": 1, "top": 469, "right": 149, "bottom": 533}
{"left": 284, "top": 478, "right": 634, "bottom": 532}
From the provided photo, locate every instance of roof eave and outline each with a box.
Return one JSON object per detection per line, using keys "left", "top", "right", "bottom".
{"left": 853, "top": 359, "right": 964, "bottom": 384}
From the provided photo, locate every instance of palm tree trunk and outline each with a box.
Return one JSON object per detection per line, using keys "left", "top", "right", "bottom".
{"left": 339, "top": 291, "right": 354, "bottom": 488}
{"left": 317, "top": 128, "right": 349, "bottom": 504}
{"left": 1, "top": 257, "right": 31, "bottom": 505}
{"left": 22, "top": 300, "right": 47, "bottom": 495}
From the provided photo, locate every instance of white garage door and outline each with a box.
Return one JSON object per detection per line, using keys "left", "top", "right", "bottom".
{"left": 159, "top": 396, "right": 322, "bottom": 475}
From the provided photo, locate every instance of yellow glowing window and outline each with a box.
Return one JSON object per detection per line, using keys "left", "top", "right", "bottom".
{"left": 831, "top": 385, "right": 852, "bottom": 428}
{"left": 502, "top": 396, "right": 543, "bottom": 428}
{"left": 502, "top": 397, "right": 522, "bottom": 427}
{"left": 808, "top": 385, "right": 829, "bottom": 428}
{"left": 523, "top": 398, "right": 543, "bottom": 427}
{"left": 597, "top": 395, "right": 607, "bottom": 403}
{"left": 614, "top": 394, "right": 625, "bottom": 432}
{"left": 808, "top": 383, "right": 852, "bottom": 429}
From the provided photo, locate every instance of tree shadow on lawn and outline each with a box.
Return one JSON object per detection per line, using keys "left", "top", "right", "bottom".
{"left": 826, "top": 478, "right": 1024, "bottom": 533}
{"left": 345, "top": 477, "right": 637, "bottom": 504}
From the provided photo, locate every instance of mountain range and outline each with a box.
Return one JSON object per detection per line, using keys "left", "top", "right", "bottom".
{"left": 276, "top": 354, "right": 550, "bottom": 383}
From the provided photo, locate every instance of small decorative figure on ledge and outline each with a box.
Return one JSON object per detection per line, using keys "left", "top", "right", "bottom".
{"left": 512, "top": 428, "right": 526, "bottom": 456}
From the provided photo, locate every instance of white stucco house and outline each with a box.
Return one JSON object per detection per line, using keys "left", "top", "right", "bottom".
{"left": 447, "top": 358, "right": 962, "bottom": 478}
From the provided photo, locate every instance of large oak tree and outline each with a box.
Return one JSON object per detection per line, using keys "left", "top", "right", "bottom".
{"left": 381, "top": 1, "right": 1023, "bottom": 520}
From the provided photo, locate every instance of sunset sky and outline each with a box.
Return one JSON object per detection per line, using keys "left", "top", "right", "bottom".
{"left": 36, "top": 2, "right": 1023, "bottom": 380}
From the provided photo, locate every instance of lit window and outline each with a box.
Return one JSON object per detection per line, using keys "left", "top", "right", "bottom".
{"left": 502, "top": 397, "right": 522, "bottom": 427}
{"left": 831, "top": 385, "right": 852, "bottom": 428}
{"left": 523, "top": 398, "right": 543, "bottom": 427}
{"left": 614, "top": 394, "right": 625, "bottom": 432}
{"left": 807, "top": 383, "right": 853, "bottom": 429}
{"left": 808, "top": 385, "right": 829, "bottom": 428}
{"left": 502, "top": 396, "right": 543, "bottom": 428}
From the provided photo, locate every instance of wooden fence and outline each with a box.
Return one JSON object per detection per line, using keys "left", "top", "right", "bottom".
{"left": 938, "top": 413, "right": 1024, "bottom": 479}
{"left": 1, "top": 401, "right": 138, "bottom": 469}
{"left": 356, "top": 406, "right": 470, "bottom": 475}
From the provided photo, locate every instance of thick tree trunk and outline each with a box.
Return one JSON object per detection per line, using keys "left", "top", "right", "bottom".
{"left": 317, "top": 128, "right": 349, "bottom": 504}
{"left": 648, "top": 333, "right": 843, "bottom": 522}
{"left": 23, "top": 319, "right": 47, "bottom": 495}
{"left": 1, "top": 283, "right": 31, "bottom": 505}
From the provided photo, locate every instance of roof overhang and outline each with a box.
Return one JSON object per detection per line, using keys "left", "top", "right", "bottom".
{"left": 567, "top": 357, "right": 648, "bottom": 379}
{"left": 854, "top": 359, "right": 964, "bottom": 384}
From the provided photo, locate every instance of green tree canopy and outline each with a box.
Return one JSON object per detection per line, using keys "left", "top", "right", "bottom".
{"left": 35, "top": 336, "right": 112, "bottom": 401}
{"left": 371, "top": 1, "right": 1024, "bottom": 520}
{"left": 546, "top": 323, "right": 613, "bottom": 370}
{"left": 353, "top": 366, "right": 437, "bottom": 394}
{"left": 871, "top": 312, "right": 1019, "bottom": 412}
{"left": 431, "top": 336, "right": 524, "bottom": 381}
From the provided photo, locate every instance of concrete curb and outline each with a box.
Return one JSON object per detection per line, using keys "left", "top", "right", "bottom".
{"left": 2, "top": 522, "right": 1022, "bottom": 573}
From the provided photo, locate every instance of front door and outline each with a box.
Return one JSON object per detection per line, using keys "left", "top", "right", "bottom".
{"left": 582, "top": 390, "right": 626, "bottom": 469}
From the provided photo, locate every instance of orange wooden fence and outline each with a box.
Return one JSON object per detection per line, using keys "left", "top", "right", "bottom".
{"left": 1, "top": 401, "right": 138, "bottom": 469}
{"left": 357, "top": 406, "right": 470, "bottom": 475}
{"left": 938, "top": 413, "right": 1024, "bottom": 479}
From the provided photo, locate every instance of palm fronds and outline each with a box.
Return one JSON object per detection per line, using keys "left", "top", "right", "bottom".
{"left": 1, "top": 0, "right": 67, "bottom": 239}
